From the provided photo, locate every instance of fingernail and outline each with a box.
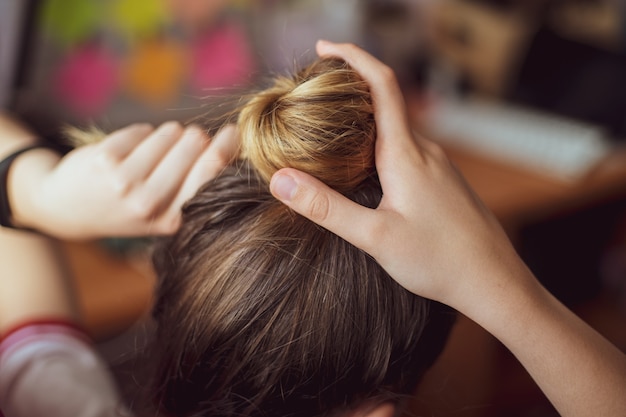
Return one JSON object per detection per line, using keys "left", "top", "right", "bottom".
{"left": 158, "top": 121, "right": 182, "bottom": 136}
{"left": 184, "top": 124, "right": 204, "bottom": 137}
{"left": 216, "top": 124, "right": 237, "bottom": 138}
{"left": 132, "top": 122, "right": 153, "bottom": 131}
{"left": 271, "top": 173, "right": 297, "bottom": 201}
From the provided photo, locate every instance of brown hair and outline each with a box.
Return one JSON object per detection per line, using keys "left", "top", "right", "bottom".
{"left": 148, "top": 59, "right": 455, "bottom": 417}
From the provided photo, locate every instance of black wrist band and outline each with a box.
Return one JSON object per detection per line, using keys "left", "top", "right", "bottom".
{"left": 0, "top": 144, "right": 58, "bottom": 230}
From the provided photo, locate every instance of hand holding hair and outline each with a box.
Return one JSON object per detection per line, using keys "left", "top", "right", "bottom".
{"left": 270, "top": 40, "right": 519, "bottom": 311}
{"left": 270, "top": 41, "right": 626, "bottom": 417}
{"left": 6, "top": 121, "right": 239, "bottom": 239}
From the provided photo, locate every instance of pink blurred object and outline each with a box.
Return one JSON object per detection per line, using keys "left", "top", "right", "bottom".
{"left": 190, "top": 23, "right": 254, "bottom": 92}
{"left": 53, "top": 45, "right": 119, "bottom": 117}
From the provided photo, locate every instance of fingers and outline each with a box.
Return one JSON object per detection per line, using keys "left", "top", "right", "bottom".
{"left": 194, "top": 124, "right": 240, "bottom": 180}
{"left": 140, "top": 125, "right": 208, "bottom": 217}
{"left": 169, "top": 124, "right": 240, "bottom": 213}
{"left": 98, "top": 123, "right": 154, "bottom": 160}
{"left": 119, "top": 121, "right": 184, "bottom": 184}
{"left": 315, "top": 41, "right": 424, "bottom": 197}
{"left": 270, "top": 168, "right": 379, "bottom": 255}
{"left": 94, "top": 121, "right": 239, "bottom": 235}
{"left": 157, "top": 124, "right": 240, "bottom": 233}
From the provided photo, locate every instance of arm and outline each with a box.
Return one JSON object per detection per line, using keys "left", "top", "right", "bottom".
{"left": 0, "top": 113, "right": 238, "bottom": 416}
{"left": 0, "top": 116, "right": 119, "bottom": 416}
{"left": 269, "top": 41, "right": 626, "bottom": 417}
{"left": 0, "top": 222, "right": 130, "bottom": 417}
{"left": 0, "top": 226, "right": 130, "bottom": 417}
{"left": 0, "top": 112, "right": 239, "bottom": 330}
{"left": 0, "top": 114, "right": 77, "bottom": 331}
{"left": 0, "top": 224, "right": 78, "bottom": 333}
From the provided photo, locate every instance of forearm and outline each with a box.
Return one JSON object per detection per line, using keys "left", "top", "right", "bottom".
{"left": 0, "top": 114, "right": 78, "bottom": 334}
{"left": 0, "top": 228, "right": 79, "bottom": 335}
{"left": 464, "top": 264, "right": 626, "bottom": 417}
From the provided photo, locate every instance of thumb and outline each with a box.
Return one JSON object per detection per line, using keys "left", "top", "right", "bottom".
{"left": 270, "top": 168, "right": 378, "bottom": 252}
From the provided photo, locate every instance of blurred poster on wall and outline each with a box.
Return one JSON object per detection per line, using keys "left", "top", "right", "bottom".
{"left": 10, "top": 0, "right": 366, "bottom": 135}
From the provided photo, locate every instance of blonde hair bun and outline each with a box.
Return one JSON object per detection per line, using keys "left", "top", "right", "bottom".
{"left": 238, "top": 58, "right": 375, "bottom": 193}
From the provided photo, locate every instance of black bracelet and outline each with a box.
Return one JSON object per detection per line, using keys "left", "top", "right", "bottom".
{"left": 0, "top": 144, "right": 59, "bottom": 230}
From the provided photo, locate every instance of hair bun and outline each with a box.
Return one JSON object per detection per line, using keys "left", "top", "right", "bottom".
{"left": 238, "top": 58, "right": 375, "bottom": 193}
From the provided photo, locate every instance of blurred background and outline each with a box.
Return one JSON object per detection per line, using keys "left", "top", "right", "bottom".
{"left": 2, "top": 0, "right": 626, "bottom": 138}
{"left": 1, "top": 1, "right": 625, "bottom": 416}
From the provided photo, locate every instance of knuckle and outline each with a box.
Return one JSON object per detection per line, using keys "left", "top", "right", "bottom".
{"left": 94, "top": 147, "right": 119, "bottom": 168}
{"left": 158, "top": 215, "right": 181, "bottom": 235}
{"left": 361, "top": 216, "right": 387, "bottom": 254}
{"left": 426, "top": 141, "right": 446, "bottom": 158}
{"left": 303, "top": 190, "right": 331, "bottom": 223}
{"left": 211, "top": 148, "right": 232, "bottom": 167}
{"left": 129, "top": 194, "right": 160, "bottom": 220}
{"left": 110, "top": 172, "right": 132, "bottom": 196}
{"left": 378, "top": 64, "right": 397, "bottom": 85}
{"left": 429, "top": 144, "right": 453, "bottom": 168}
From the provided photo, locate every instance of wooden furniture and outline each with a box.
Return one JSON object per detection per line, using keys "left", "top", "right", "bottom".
{"left": 446, "top": 145, "right": 626, "bottom": 233}
{"left": 62, "top": 241, "right": 154, "bottom": 341}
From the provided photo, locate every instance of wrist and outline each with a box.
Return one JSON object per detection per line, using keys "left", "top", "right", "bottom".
{"left": 8, "top": 149, "right": 61, "bottom": 230}
{"left": 450, "top": 251, "right": 542, "bottom": 333}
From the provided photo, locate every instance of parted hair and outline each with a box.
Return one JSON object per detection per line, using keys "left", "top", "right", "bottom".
{"left": 149, "top": 58, "right": 455, "bottom": 417}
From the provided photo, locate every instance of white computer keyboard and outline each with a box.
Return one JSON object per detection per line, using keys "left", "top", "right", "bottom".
{"left": 425, "top": 98, "right": 613, "bottom": 182}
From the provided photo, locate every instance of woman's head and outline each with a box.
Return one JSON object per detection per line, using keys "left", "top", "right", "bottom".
{"left": 150, "top": 58, "right": 455, "bottom": 417}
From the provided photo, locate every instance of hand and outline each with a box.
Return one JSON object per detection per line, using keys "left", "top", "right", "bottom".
{"left": 12, "top": 121, "right": 239, "bottom": 239}
{"left": 269, "top": 41, "right": 528, "bottom": 311}
{"left": 271, "top": 43, "right": 626, "bottom": 417}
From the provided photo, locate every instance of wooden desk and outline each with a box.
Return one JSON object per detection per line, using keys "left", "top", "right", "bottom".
{"left": 445, "top": 145, "right": 626, "bottom": 233}
{"left": 62, "top": 241, "right": 154, "bottom": 341}
{"left": 405, "top": 91, "right": 626, "bottom": 231}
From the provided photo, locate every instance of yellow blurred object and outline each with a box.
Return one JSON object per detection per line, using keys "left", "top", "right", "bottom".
{"left": 40, "top": 0, "right": 102, "bottom": 47}
{"left": 110, "top": 0, "right": 168, "bottom": 40}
